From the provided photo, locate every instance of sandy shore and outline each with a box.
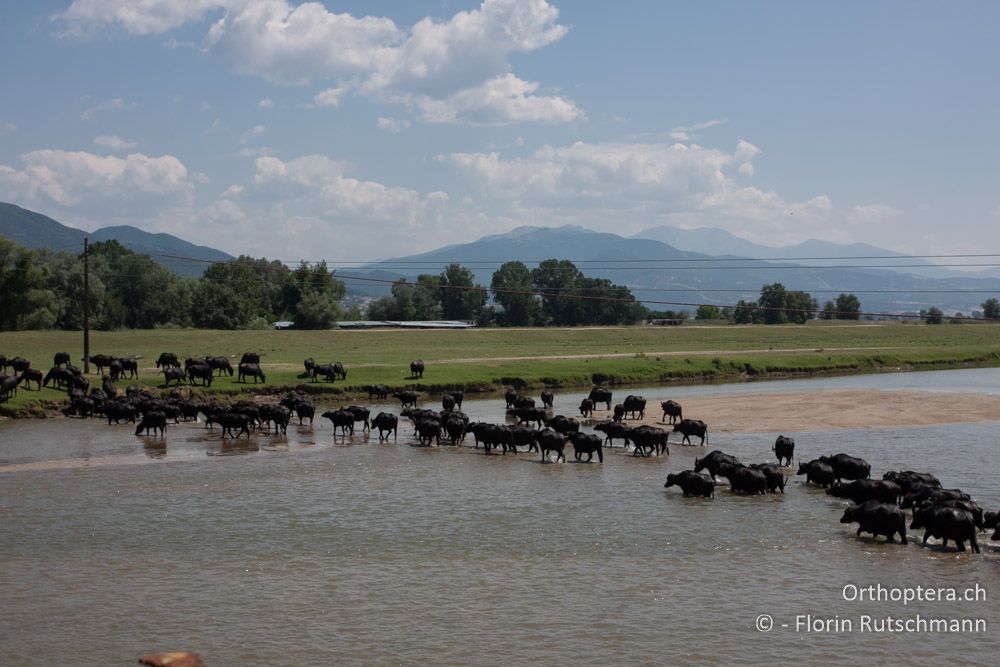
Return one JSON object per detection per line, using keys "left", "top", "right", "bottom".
{"left": 591, "top": 389, "right": 1000, "bottom": 433}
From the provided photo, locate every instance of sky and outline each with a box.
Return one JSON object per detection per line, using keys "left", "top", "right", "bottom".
{"left": 1, "top": 0, "right": 999, "bottom": 263}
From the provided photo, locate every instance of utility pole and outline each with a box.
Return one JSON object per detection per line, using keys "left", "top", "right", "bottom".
{"left": 83, "top": 237, "right": 90, "bottom": 374}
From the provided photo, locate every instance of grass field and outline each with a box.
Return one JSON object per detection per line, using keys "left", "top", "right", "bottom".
{"left": 2, "top": 321, "right": 1000, "bottom": 415}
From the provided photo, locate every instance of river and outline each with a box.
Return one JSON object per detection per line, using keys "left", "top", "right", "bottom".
{"left": 1, "top": 368, "right": 998, "bottom": 665}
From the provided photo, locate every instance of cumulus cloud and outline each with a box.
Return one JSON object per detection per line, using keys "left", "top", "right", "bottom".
{"left": 0, "top": 149, "right": 194, "bottom": 209}
{"left": 56, "top": 0, "right": 579, "bottom": 126}
{"left": 847, "top": 204, "right": 903, "bottom": 225}
{"left": 311, "top": 85, "right": 349, "bottom": 108}
{"left": 93, "top": 134, "right": 137, "bottom": 150}
{"left": 81, "top": 97, "right": 137, "bottom": 120}
{"left": 239, "top": 124, "right": 266, "bottom": 144}
{"left": 257, "top": 97, "right": 274, "bottom": 109}
{"left": 376, "top": 117, "right": 410, "bottom": 133}
{"left": 669, "top": 118, "right": 728, "bottom": 142}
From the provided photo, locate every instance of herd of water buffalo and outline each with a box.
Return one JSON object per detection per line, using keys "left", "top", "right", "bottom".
{"left": 3, "top": 349, "right": 998, "bottom": 554}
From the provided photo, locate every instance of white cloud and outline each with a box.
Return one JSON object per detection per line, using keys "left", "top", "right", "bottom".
{"left": 0, "top": 149, "right": 194, "bottom": 208}
{"left": 239, "top": 124, "right": 266, "bottom": 144}
{"left": 257, "top": 97, "right": 274, "bottom": 109}
{"left": 57, "top": 0, "right": 578, "bottom": 126}
{"left": 847, "top": 204, "right": 903, "bottom": 225}
{"left": 311, "top": 86, "right": 349, "bottom": 108}
{"left": 93, "top": 134, "right": 137, "bottom": 150}
{"left": 81, "top": 97, "right": 137, "bottom": 120}
{"left": 377, "top": 117, "right": 411, "bottom": 133}
{"left": 669, "top": 118, "right": 728, "bottom": 142}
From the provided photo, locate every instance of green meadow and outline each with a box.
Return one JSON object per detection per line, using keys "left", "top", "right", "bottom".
{"left": 2, "top": 321, "right": 999, "bottom": 416}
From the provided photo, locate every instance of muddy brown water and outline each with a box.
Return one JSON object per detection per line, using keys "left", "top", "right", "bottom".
{"left": 1, "top": 369, "right": 998, "bottom": 665}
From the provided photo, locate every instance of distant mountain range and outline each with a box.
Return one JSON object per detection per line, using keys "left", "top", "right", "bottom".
{"left": 0, "top": 202, "right": 232, "bottom": 278}
{"left": 347, "top": 225, "right": 1000, "bottom": 314}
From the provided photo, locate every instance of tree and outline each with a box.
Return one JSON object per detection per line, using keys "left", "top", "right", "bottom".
{"left": 757, "top": 283, "right": 788, "bottom": 324}
{"left": 982, "top": 298, "right": 1000, "bottom": 319}
{"left": 696, "top": 305, "right": 722, "bottom": 320}
{"left": 491, "top": 261, "right": 541, "bottom": 326}
{"left": 438, "top": 263, "right": 485, "bottom": 321}
{"left": 834, "top": 293, "right": 861, "bottom": 320}
{"left": 531, "top": 259, "right": 583, "bottom": 325}
{"left": 924, "top": 307, "right": 943, "bottom": 324}
{"left": 784, "top": 290, "right": 818, "bottom": 324}
{"left": 820, "top": 301, "right": 838, "bottom": 320}
{"left": 294, "top": 290, "right": 341, "bottom": 329}
{"left": 733, "top": 300, "right": 758, "bottom": 324}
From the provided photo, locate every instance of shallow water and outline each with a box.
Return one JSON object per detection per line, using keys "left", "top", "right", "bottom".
{"left": 1, "top": 368, "right": 998, "bottom": 665}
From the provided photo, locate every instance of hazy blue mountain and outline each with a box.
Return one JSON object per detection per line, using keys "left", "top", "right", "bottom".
{"left": 0, "top": 202, "right": 232, "bottom": 277}
{"left": 348, "top": 225, "right": 1000, "bottom": 313}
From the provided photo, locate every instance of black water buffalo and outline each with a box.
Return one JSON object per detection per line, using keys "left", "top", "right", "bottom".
{"left": 911, "top": 505, "right": 980, "bottom": 552}
{"left": 749, "top": 463, "right": 786, "bottom": 493}
{"left": 444, "top": 417, "right": 468, "bottom": 446}
{"left": 579, "top": 398, "right": 595, "bottom": 417}
{"left": 818, "top": 453, "right": 870, "bottom": 482}
{"left": 672, "top": 419, "right": 708, "bottom": 446}
{"left": 514, "top": 407, "right": 546, "bottom": 428}
{"left": 367, "top": 384, "right": 389, "bottom": 400}
{"left": 984, "top": 511, "right": 999, "bottom": 540}
{"left": 240, "top": 352, "right": 260, "bottom": 365}
{"left": 660, "top": 399, "right": 682, "bottom": 424}
{"left": 629, "top": 425, "right": 669, "bottom": 456}
{"left": 612, "top": 404, "right": 625, "bottom": 422}
{"left": 163, "top": 367, "right": 186, "bottom": 387}
{"left": 260, "top": 404, "right": 291, "bottom": 434}
{"left": 214, "top": 412, "right": 251, "bottom": 439}
{"left": 797, "top": 459, "right": 836, "bottom": 488}
{"left": 504, "top": 388, "right": 519, "bottom": 409}
{"left": 545, "top": 414, "right": 580, "bottom": 435}
{"left": 442, "top": 394, "right": 457, "bottom": 411}
{"left": 449, "top": 390, "right": 464, "bottom": 409}
{"left": 207, "top": 356, "right": 234, "bottom": 377}
{"left": 719, "top": 464, "right": 767, "bottom": 495}
{"left": 570, "top": 432, "right": 603, "bottom": 463}
{"left": 187, "top": 363, "right": 214, "bottom": 387}
{"left": 20, "top": 368, "right": 43, "bottom": 390}
{"left": 901, "top": 487, "right": 971, "bottom": 510}
{"left": 62, "top": 396, "right": 95, "bottom": 418}
{"left": 303, "top": 357, "right": 316, "bottom": 375}
{"left": 322, "top": 409, "right": 355, "bottom": 437}
{"left": 108, "top": 359, "right": 124, "bottom": 382}
{"left": 694, "top": 450, "right": 740, "bottom": 478}
{"left": 664, "top": 471, "right": 715, "bottom": 497}
{"left": 410, "top": 360, "right": 425, "bottom": 379}
{"left": 119, "top": 357, "right": 139, "bottom": 380}
{"left": 916, "top": 499, "right": 984, "bottom": 531}
{"left": 134, "top": 411, "right": 167, "bottom": 436}
{"left": 101, "top": 375, "right": 117, "bottom": 398}
{"left": 533, "top": 429, "right": 567, "bottom": 462}
{"left": 588, "top": 387, "right": 612, "bottom": 410}
{"left": 9, "top": 357, "right": 31, "bottom": 373}
{"left": 372, "top": 412, "right": 398, "bottom": 441}
{"left": 593, "top": 421, "right": 632, "bottom": 447}
{"left": 393, "top": 391, "right": 419, "bottom": 409}
{"left": 238, "top": 363, "right": 266, "bottom": 384}
{"left": 622, "top": 395, "right": 646, "bottom": 420}
{"left": 53, "top": 352, "right": 71, "bottom": 367}
{"left": 883, "top": 470, "right": 942, "bottom": 495}
{"left": 155, "top": 352, "right": 180, "bottom": 369}
{"left": 827, "top": 480, "right": 900, "bottom": 505}
{"left": 103, "top": 400, "right": 137, "bottom": 425}
{"left": 415, "top": 418, "right": 441, "bottom": 446}
{"left": 540, "top": 390, "right": 554, "bottom": 409}
{"left": 514, "top": 396, "right": 536, "bottom": 410}
{"left": 311, "top": 362, "right": 345, "bottom": 382}
{"left": 0, "top": 373, "right": 23, "bottom": 401}
{"left": 86, "top": 354, "right": 116, "bottom": 375}
{"left": 773, "top": 435, "right": 795, "bottom": 466}
{"left": 345, "top": 406, "right": 371, "bottom": 431}
{"left": 43, "top": 366, "right": 75, "bottom": 389}
{"left": 505, "top": 425, "right": 538, "bottom": 453}
{"left": 841, "top": 500, "right": 908, "bottom": 544}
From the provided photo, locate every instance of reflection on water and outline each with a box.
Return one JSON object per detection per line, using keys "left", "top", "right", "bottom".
{"left": 1, "top": 367, "right": 999, "bottom": 665}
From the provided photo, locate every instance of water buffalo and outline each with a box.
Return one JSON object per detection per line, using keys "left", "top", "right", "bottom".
{"left": 588, "top": 387, "right": 612, "bottom": 410}
{"left": 372, "top": 412, "right": 398, "bottom": 441}
{"left": 629, "top": 425, "right": 669, "bottom": 456}
{"left": 163, "top": 367, "right": 186, "bottom": 387}
{"left": 718, "top": 464, "right": 767, "bottom": 495}
{"left": 749, "top": 463, "right": 786, "bottom": 493}
{"left": 103, "top": 400, "right": 137, "bottom": 425}
{"left": 187, "top": 363, "right": 214, "bottom": 387}
{"left": 694, "top": 450, "right": 739, "bottom": 478}
{"left": 612, "top": 404, "right": 625, "bottom": 422}
{"left": 442, "top": 394, "right": 456, "bottom": 411}
{"left": 206, "top": 356, "right": 234, "bottom": 377}
{"left": 883, "top": 470, "right": 941, "bottom": 495}
{"left": 672, "top": 419, "right": 708, "bottom": 446}
{"left": 622, "top": 395, "right": 646, "bottom": 420}
{"left": 119, "top": 357, "right": 139, "bottom": 380}
{"left": 533, "top": 429, "right": 567, "bottom": 462}
{"left": 444, "top": 416, "right": 468, "bottom": 445}
{"left": 514, "top": 407, "right": 546, "bottom": 428}
{"left": 155, "top": 352, "right": 180, "bottom": 369}
{"left": 414, "top": 418, "right": 441, "bottom": 446}
{"left": 841, "top": 500, "right": 908, "bottom": 544}
{"left": 911, "top": 504, "right": 979, "bottom": 552}
{"left": 797, "top": 459, "right": 835, "bottom": 488}
{"left": 593, "top": 421, "right": 632, "bottom": 447}
{"left": 818, "top": 453, "right": 870, "bottom": 482}
{"left": 504, "top": 388, "right": 519, "bottom": 409}
{"left": 303, "top": 357, "right": 316, "bottom": 375}
{"left": 53, "top": 352, "right": 71, "bottom": 367}
{"left": 322, "top": 409, "right": 356, "bottom": 437}
{"left": 259, "top": 404, "right": 291, "bottom": 434}
{"left": 540, "top": 390, "right": 554, "bottom": 409}
{"left": 367, "top": 384, "right": 389, "bottom": 400}
{"left": 579, "top": 398, "right": 595, "bottom": 417}
{"left": 214, "top": 412, "right": 251, "bottom": 439}
{"left": 901, "top": 487, "right": 971, "bottom": 510}
{"left": 9, "top": 357, "right": 31, "bottom": 373}
{"left": 101, "top": 375, "right": 117, "bottom": 398}
{"left": 20, "top": 368, "right": 43, "bottom": 390}
{"left": 514, "top": 396, "right": 536, "bottom": 409}
{"left": 238, "top": 363, "right": 266, "bottom": 384}
{"left": 505, "top": 425, "right": 538, "bottom": 453}
{"left": 0, "top": 373, "right": 23, "bottom": 401}
{"left": 664, "top": 471, "right": 715, "bottom": 497}
{"left": 240, "top": 352, "right": 260, "bottom": 365}
{"left": 344, "top": 406, "right": 371, "bottom": 431}
{"left": 134, "top": 411, "right": 167, "bottom": 436}
{"left": 660, "top": 399, "right": 682, "bottom": 424}
{"left": 43, "top": 366, "right": 75, "bottom": 390}
{"left": 570, "top": 432, "right": 603, "bottom": 463}
{"left": 827, "top": 480, "right": 900, "bottom": 505}
{"left": 393, "top": 391, "right": 419, "bottom": 409}
{"left": 545, "top": 415, "right": 580, "bottom": 435}
{"left": 410, "top": 360, "right": 425, "bottom": 379}
{"left": 86, "top": 354, "right": 116, "bottom": 375}
{"left": 773, "top": 435, "right": 795, "bottom": 466}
